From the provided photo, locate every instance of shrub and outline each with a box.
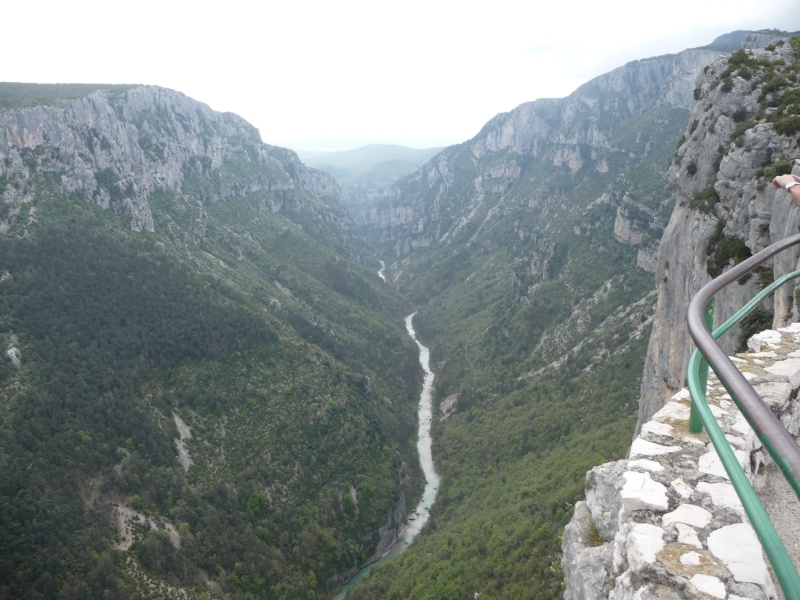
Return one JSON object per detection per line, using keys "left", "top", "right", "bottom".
{"left": 737, "top": 306, "right": 773, "bottom": 351}
{"left": 706, "top": 224, "right": 751, "bottom": 278}
{"left": 775, "top": 115, "right": 800, "bottom": 135}
{"left": 763, "top": 158, "right": 794, "bottom": 180}
{"left": 732, "top": 108, "right": 748, "bottom": 123}
{"left": 686, "top": 162, "right": 698, "bottom": 176}
{"left": 689, "top": 185, "right": 719, "bottom": 213}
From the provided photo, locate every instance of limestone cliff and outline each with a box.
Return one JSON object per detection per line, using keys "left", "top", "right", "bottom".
{"left": 638, "top": 36, "right": 800, "bottom": 430}
{"left": 0, "top": 84, "right": 343, "bottom": 235}
{"left": 353, "top": 44, "right": 723, "bottom": 258}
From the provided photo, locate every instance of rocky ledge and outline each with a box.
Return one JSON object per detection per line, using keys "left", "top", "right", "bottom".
{"left": 563, "top": 324, "right": 800, "bottom": 599}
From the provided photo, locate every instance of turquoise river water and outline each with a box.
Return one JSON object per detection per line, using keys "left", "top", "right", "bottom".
{"left": 332, "top": 310, "right": 440, "bottom": 598}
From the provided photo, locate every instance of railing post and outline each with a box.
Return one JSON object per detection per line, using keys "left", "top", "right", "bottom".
{"left": 689, "top": 298, "right": 714, "bottom": 434}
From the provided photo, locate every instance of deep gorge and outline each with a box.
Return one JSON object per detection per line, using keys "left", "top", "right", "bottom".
{"left": 1, "top": 29, "right": 800, "bottom": 600}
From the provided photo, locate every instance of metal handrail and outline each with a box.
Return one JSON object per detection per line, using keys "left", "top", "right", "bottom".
{"left": 687, "top": 232, "right": 800, "bottom": 598}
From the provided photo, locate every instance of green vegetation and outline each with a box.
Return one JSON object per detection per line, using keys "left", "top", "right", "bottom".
{"left": 737, "top": 305, "right": 773, "bottom": 351}
{"left": 343, "top": 77, "right": 682, "bottom": 598}
{"left": 689, "top": 184, "right": 720, "bottom": 213}
{"left": 705, "top": 221, "right": 752, "bottom": 278}
{"left": 0, "top": 132, "right": 422, "bottom": 598}
{"left": 0, "top": 82, "right": 137, "bottom": 109}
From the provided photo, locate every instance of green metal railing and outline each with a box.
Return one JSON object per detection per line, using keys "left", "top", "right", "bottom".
{"left": 687, "top": 232, "right": 800, "bottom": 599}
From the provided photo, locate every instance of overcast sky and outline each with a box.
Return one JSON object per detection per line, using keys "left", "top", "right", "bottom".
{"left": 6, "top": 1, "right": 800, "bottom": 152}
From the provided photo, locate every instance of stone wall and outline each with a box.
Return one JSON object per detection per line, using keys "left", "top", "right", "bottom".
{"left": 562, "top": 324, "right": 800, "bottom": 599}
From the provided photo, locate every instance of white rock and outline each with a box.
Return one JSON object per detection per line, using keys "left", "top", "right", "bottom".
{"left": 690, "top": 574, "right": 726, "bottom": 598}
{"left": 5, "top": 347, "right": 21, "bottom": 369}
{"left": 779, "top": 323, "right": 800, "bottom": 334}
{"left": 748, "top": 330, "right": 782, "bottom": 352}
{"left": 641, "top": 421, "right": 674, "bottom": 437}
{"left": 698, "top": 448, "right": 728, "bottom": 478}
{"left": 620, "top": 471, "right": 669, "bottom": 515}
{"left": 662, "top": 504, "right": 712, "bottom": 528}
{"left": 707, "top": 523, "right": 771, "bottom": 586}
{"left": 708, "top": 404, "right": 725, "bottom": 418}
{"left": 627, "top": 459, "right": 664, "bottom": 472}
{"left": 752, "top": 381, "right": 793, "bottom": 411}
{"left": 653, "top": 400, "right": 690, "bottom": 422}
{"left": 676, "top": 523, "right": 702, "bottom": 548}
{"left": 732, "top": 411, "right": 753, "bottom": 437}
{"left": 724, "top": 434, "right": 749, "bottom": 450}
{"left": 698, "top": 444, "right": 748, "bottom": 479}
{"left": 625, "top": 523, "right": 664, "bottom": 574}
{"left": 670, "top": 478, "right": 693, "bottom": 500}
{"left": 696, "top": 481, "right": 744, "bottom": 514}
{"left": 764, "top": 358, "right": 800, "bottom": 387}
{"left": 748, "top": 351, "right": 777, "bottom": 359}
{"left": 680, "top": 551, "right": 702, "bottom": 566}
{"left": 630, "top": 438, "right": 682, "bottom": 458}
{"left": 682, "top": 436, "right": 706, "bottom": 445}
{"left": 671, "top": 389, "right": 691, "bottom": 401}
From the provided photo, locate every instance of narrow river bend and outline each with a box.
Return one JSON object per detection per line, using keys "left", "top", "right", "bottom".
{"left": 333, "top": 311, "right": 439, "bottom": 598}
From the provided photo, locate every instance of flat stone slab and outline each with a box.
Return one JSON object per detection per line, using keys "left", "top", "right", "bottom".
{"left": 626, "top": 523, "right": 664, "bottom": 574}
{"left": 707, "top": 524, "right": 771, "bottom": 587}
{"left": 662, "top": 504, "right": 712, "bottom": 528}
{"left": 764, "top": 358, "right": 800, "bottom": 387}
{"left": 690, "top": 574, "right": 726, "bottom": 598}
{"left": 620, "top": 471, "right": 669, "bottom": 514}
{"left": 630, "top": 438, "right": 681, "bottom": 457}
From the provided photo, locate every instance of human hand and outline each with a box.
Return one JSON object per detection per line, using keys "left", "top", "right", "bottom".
{"left": 772, "top": 173, "right": 800, "bottom": 189}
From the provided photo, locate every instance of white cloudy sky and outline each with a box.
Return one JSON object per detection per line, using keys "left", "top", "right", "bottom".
{"left": 5, "top": 1, "right": 800, "bottom": 152}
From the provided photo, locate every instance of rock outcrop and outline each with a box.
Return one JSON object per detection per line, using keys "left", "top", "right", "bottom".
{"left": 0, "top": 85, "right": 342, "bottom": 234}
{"left": 353, "top": 44, "right": 723, "bottom": 258}
{"left": 563, "top": 324, "right": 800, "bottom": 600}
{"left": 638, "top": 35, "right": 800, "bottom": 430}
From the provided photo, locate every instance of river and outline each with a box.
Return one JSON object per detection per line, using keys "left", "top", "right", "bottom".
{"left": 332, "top": 310, "right": 439, "bottom": 599}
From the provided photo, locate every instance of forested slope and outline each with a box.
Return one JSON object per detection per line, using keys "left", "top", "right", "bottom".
{"left": 346, "top": 31, "right": 795, "bottom": 599}
{"left": 0, "top": 84, "right": 423, "bottom": 599}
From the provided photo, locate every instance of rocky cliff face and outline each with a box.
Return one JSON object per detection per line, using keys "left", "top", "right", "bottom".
{"left": 638, "top": 36, "right": 800, "bottom": 430}
{"left": 0, "top": 85, "right": 343, "bottom": 235}
{"left": 353, "top": 45, "right": 723, "bottom": 258}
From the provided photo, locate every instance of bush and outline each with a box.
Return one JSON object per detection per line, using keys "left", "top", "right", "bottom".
{"left": 706, "top": 224, "right": 751, "bottom": 278}
{"left": 689, "top": 185, "right": 719, "bottom": 213}
{"left": 737, "top": 306, "right": 773, "bottom": 351}
{"left": 775, "top": 115, "right": 800, "bottom": 135}
{"left": 763, "top": 158, "right": 794, "bottom": 180}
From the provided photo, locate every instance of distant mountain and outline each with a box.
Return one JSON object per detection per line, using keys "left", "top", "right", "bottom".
{"left": 301, "top": 144, "right": 444, "bottom": 208}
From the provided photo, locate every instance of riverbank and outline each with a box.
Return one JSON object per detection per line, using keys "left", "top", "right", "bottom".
{"left": 332, "top": 312, "right": 439, "bottom": 599}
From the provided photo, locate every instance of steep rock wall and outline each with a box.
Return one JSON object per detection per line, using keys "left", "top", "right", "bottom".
{"left": 353, "top": 45, "right": 722, "bottom": 258}
{"left": 0, "top": 85, "right": 342, "bottom": 234}
{"left": 638, "top": 37, "right": 800, "bottom": 430}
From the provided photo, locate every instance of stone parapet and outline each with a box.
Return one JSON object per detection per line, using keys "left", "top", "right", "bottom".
{"left": 563, "top": 324, "right": 800, "bottom": 599}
